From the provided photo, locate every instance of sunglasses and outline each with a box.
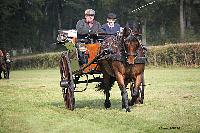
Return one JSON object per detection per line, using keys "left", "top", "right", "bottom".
{"left": 86, "top": 14, "right": 94, "bottom": 16}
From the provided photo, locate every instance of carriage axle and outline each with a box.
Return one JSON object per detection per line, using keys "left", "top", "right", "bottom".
{"left": 60, "top": 80, "right": 69, "bottom": 88}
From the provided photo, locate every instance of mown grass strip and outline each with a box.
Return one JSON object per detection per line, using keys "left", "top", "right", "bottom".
{"left": 0, "top": 68, "right": 199, "bottom": 133}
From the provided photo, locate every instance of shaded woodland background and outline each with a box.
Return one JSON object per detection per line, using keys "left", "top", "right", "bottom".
{"left": 0, "top": 0, "right": 200, "bottom": 53}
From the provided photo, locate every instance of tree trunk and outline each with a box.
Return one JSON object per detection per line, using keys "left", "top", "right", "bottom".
{"left": 142, "top": 19, "right": 147, "bottom": 46}
{"left": 185, "top": 0, "right": 192, "bottom": 28}
{"left": 160, "top": 20, "right": 165, "bottom": 43}
{"left": 180, "top": 0, "right": 185, "bottom": 42}
{"left": 53, "top": 26, "right": 56, "bottom": 41}
{"left": 58, "top": 12, "right": 61, "bottom": 29}
{"left": 58, "top": 0, "right": 62, "bottom": 29}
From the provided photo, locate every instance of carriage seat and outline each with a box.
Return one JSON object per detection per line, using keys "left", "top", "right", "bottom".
{"left": 76, "top": 34, "right": 103, "bottom": 65}
{"left": 77, "top": 34, "right": 104, "bottom": 44}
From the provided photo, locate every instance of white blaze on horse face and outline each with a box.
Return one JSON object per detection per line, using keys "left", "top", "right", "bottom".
{"left": 126, "top": 41, "right": 138, "bottom": 65}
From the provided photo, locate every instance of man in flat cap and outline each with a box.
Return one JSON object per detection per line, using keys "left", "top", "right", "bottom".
{"left": 102, "top": 13, "right": 120, "bottom": 35}
{"left": 76, "top": 9, "right": 102, "bottom": 36}
{"left": 76, "top": 9, "right": 103, "bottom": 65}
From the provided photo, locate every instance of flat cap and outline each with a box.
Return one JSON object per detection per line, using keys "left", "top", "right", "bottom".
{"left": 85, "top": 9, "right": 95, "bottom": 15}
{"left": 107, "top": 13, "right": 117, "bottom": 19}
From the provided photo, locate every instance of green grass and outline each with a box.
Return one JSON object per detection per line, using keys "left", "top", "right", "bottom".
{"left": 0, "top": 68, "right": 200, "bottom": 133}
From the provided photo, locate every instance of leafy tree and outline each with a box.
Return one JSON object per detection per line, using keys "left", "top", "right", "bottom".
{"left": 0, "top": 0, "right": 200, "bottom": 53}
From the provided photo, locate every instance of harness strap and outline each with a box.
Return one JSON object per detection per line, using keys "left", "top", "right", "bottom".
{"left": 127, "top": 53, "right": 137, "bottom": 56}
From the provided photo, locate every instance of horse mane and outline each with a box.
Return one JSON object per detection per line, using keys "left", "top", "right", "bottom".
{"left": 122, "top": 20, "right": 141, "bottom": 37}
{"left": 126, "top": 20, "right": 141, "bottom": 33}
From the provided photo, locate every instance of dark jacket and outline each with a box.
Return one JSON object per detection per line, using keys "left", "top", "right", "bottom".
{"left": 76, "top": 19, "right": 103, "bottom": 35}
{"left": 102, "top": 23, "right": 120, "bottom": 35}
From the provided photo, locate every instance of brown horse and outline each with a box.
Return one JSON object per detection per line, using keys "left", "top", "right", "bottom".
{"left": 0, "top": 50, "right": 5, "bottom": 79}
{"left": 0, "top": 50, "right": 11, "bottom": 79}
{"left": 98, "top": 22, "right": 146, "bottom": 112}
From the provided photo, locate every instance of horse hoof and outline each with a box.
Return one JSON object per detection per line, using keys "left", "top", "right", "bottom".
{"left": 104, "top": 100, "right": 111, "bottom": 108}
{"left": 126, "top": 108, "right": 131, "bottom": 112}
{"left": 128, "top": 99, "right": 135, "bottom": 106}
{"left": 122, "top": 103, "right": 125, "bottom": 109}
{"left": 139, "top": 99, "right": 144, "bottom": 104}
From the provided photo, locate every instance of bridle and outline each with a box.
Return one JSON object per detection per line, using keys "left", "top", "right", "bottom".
{"left": 122, "top": 28, "right": 140, "bottom": 58}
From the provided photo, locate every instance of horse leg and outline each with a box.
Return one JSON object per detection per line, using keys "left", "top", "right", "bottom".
{"left": 112, "top": 62, "right": 130, "bottom": 112}
{"left": 131, "top": 74, "right": 142, "bottom": 104}
{"left": 6, "top": 63, "right": 10, "bottom": 79}
{"left": 104, "top": 89, "right": 111, "bottom": 109}
{"left": 0, "top": 67, "right": 2, "bottom": 79}
{"left": 116, "top": 74, "right": 130, "bottom": 112}
{"left": 3, "top": 68, "right": 6, "bottom": 78}
{"left": 6, "top": 69, "right": 9, "bottom": 79}
{"left": 119, "top": 84, "right": 130, "bottom": 112}
{"left": 130, "top": 84, "right": 139, "bottom": 104}
{"left": 103, "top": 73, "right": 111, "bottom": 109}
{"left": 124, "top": 80, "right": 132, "bottom": 106}
{"left": 129, "top": 82, "right": 135, "bottom": 106}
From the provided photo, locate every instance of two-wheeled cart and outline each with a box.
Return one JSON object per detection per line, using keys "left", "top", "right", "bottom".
{"left": 57, "top": 29, "right": 146, "bottom": 110}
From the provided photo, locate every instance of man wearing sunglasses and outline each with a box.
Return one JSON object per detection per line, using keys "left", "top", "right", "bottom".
{"left": 76, "top": 9, "right": 102, "bottom": 37}
{"left": 76, "top": 9, "right": 103, "bottom": 65}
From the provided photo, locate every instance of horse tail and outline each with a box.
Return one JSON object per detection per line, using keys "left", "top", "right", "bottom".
{"left": 95, "top": 75, "right": 116, "bottom": 91}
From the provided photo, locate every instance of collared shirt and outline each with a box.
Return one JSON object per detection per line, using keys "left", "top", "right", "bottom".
{"left": 88, "top": 22, "right": 93, "bottom": 28}
{"left": 102, "top": 23, "right": 120, "bottom": 35}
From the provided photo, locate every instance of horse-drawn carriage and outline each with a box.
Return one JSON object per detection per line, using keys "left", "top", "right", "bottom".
{"left": 57, "top": 24, "right": 147, "bottom": 112}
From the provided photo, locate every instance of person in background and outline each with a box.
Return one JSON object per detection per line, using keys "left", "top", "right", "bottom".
{"left": 102, "top": 13, "right": 120, "bottom": 35}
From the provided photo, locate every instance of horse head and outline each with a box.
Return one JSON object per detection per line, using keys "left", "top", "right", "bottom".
{"left": 122, "top": 21, "right": 141, "bottom": 64}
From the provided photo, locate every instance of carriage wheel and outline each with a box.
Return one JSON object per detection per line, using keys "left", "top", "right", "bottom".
{"left": 63, "top": 88, "right": 75, "bottom": 110}
{"left": 60, "top": 52, "right": 75, "bottom": 110}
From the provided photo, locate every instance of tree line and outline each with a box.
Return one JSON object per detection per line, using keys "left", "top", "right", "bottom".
{"left": 0, "top": 0, "right": 200, "bottom": 52}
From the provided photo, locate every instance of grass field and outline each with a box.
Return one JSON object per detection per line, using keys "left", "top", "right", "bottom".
{"left": 0, "top": 68, "right": 200, "bottom": 133}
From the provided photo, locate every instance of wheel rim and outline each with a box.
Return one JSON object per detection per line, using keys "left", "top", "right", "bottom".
{"left": 60, "top": 53, "right": 75, "bottom": 110}
{"left": 64, "top": 88, "right": 74, "bottom": 110}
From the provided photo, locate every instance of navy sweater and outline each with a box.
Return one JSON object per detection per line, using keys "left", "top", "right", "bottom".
{"left": 102, "top": 23, "right": 120, "bottom": 34}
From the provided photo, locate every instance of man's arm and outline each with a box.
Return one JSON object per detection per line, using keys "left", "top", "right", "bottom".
{"left": 90, "top": 21, "right": 104, "bottom": 34}
{"left": 115, "top": 23, "right": 121, "bottom": 32}
{"left": 76, "top": 20, "right": 89, "bottom": 35}
{"left": 101, "top": 24, "right": 107, "bottom": 33}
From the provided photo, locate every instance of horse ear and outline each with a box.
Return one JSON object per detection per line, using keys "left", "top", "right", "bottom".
{"left": 123, "top": 26, "right": 127, "bottom": 32}
{"left": 122, "top": 26, "right": 129, "bottom": 37}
